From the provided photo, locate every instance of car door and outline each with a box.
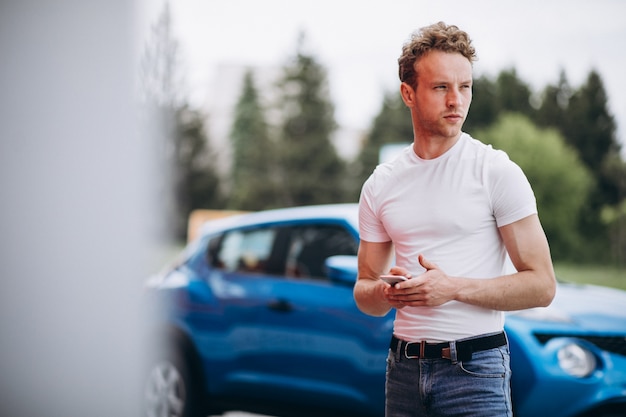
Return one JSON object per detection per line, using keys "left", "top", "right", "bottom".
{"left": 195, "top": 220, "right": 389, "bottom": 416}
{"left": 247, "top": 222, "right": 389, "bottom": 416}
{"left": 193, "top": 225, "right": 288, "bottom": 397}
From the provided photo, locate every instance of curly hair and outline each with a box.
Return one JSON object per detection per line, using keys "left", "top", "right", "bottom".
{"left": 398, "top": 22, "right": 477, "bottom": 88}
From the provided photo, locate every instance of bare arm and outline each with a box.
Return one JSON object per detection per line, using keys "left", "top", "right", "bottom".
{"left": 388, "top": 214, "right": 556, "bottom": 311}
{"left": 353, "top": 240, "right": 395, "bottom": 316}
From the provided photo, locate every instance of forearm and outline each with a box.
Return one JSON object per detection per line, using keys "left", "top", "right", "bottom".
{"left": 388, "top": 249, "right": 556, "bottom": 311}
{"left": 454, "top": 269, "right": 556, "bottom": 311}
{"left": 355, "top": 239, "right": 395, "bottom": 316}
{"left": 471, "top": 214, "right": 557, "bottom": 310}
{"left": 354, "top": 278, "right": 393, "bottom": 317}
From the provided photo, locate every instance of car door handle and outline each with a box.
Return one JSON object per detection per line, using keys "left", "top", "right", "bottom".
{"left": 267, "top": 299, "right": 293, "bottom": 313}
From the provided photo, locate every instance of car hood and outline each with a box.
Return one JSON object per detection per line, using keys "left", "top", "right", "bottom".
{"left": 508, "top": 282, "right": 626, "bottom": 331}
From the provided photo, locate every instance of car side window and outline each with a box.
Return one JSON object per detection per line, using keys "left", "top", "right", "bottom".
{"left": 208, "top": 223, "right": 357, "bottom": 279}
{"left": 213, "top": 228, "right": 276, "bottom": 273}
{"left": 285, "top": 225, "right": 357, "bottom": 280}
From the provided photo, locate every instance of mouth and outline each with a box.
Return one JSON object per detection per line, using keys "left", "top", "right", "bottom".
{"left": 444, "top": 114, "right": 463, "bottom": 123}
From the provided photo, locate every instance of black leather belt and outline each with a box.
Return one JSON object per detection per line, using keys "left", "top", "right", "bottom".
{"left": 390, "top": 332, "right": 507, "bottom": 362}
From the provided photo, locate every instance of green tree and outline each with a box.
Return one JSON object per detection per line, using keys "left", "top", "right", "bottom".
{"left": 601, "top": 154, "right": 626, "bottom": 265}
{"left": 464, "top": 74, "right": 499, "bottom": 134}
{"left": 535, "top": 69, "right": 626, "bottom": 263}
{"left": 477, "top": 113, "right": 593, "bottom": 261}
{"left": 605, "top": 201, "right": 626, "bottom": 266}
{"left": 495, "top": 68, "right": 534, "bottom": 118}
{"left": 564, "top": 70, "right": 618, "bottom": 177}
{"left": 274, "top": 33, "right": 346, "bottom": 206}
{"left": 228, "top": 70, "right": 281, "bottom": 210}
{"left": 172, "top": 105, "right": 223, "bottom": 239}
{"left": 465, "top": 69, "right": 533, "bottom": 136}
{"left": 350, "top": 91, "right": 412, "bottom": 200}
{"left": 561, "top": 70, "right": 622, "bottom": 259}
{"left": 535, "top": 70, "right": 572, "bottom": 131}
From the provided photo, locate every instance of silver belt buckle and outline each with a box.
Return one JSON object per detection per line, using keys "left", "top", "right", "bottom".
{"left": 404, "top": 340, "right": 426, "bottom": 359}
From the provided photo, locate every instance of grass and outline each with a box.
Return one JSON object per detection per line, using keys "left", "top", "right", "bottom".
{"left": 554, "top": 263, "right": 626, "bottom": 291}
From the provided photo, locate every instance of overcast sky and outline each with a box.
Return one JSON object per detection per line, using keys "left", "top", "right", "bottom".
{"left": 151, "top": 0, "right": 626, "bottom": 146}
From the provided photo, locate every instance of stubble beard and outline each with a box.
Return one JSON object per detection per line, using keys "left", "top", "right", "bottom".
{"left": 417, "top": 115, "right": 464, "bottom": 143}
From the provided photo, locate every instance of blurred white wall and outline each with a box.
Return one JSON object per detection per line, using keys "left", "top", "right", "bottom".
{"left": 0, "top": 1, "right": 162, "bottom": 415}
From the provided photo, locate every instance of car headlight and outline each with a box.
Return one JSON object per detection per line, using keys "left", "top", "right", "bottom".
{"left": 557, "top": 343, "right": 596, "bottom": 378}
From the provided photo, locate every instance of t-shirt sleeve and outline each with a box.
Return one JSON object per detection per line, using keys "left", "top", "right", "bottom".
{"left": 358, "top": 169, "right": 392, "bottom": 243}
{"left": 488, "top": 152, "right": 538, "bottom": 227}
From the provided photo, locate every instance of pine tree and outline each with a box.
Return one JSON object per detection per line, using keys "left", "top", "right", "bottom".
{"left": 464, "top": 74, "right": 499, "bottom": 134}
{"left": 274, "top": 33, "right": 346, "bottom": 206}
{"left": 228, "top": 70, "right": 281, "bottom": 210}
{"left": 466, "top": 69, "right": 533, "bottom": 134}
{"left": 495, "top": 68, "right": 534, "bottom": 119}
{"left": 563, "top": 70, "right": 623, "bottom": 260}
{"left": 350, "top": 91, "right": 412, "bottom": 200}
{"left": 536, "top": 70, "right": 572, "bottom": 131}
{"left": 564, "top": 70, "right": 618, "bottom": 176}
{"left": 172, "top": 106, "right": 223, "bottom": 239}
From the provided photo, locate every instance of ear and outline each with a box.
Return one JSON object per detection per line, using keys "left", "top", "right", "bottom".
{"left": 400, "top": 82, "right": 416, "bottom": 107}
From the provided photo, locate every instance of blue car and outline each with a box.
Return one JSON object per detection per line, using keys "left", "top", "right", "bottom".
{"left": 143, "top": 204, "right": 626, "bottom": 417}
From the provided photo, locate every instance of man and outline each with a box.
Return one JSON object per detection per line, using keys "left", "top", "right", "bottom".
{"left": 353, "top": 22, "right": 556, "bottom": 417}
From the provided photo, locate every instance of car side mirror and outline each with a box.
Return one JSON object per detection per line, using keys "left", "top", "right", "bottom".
{"left": 325, "top": 255, "right": 358, "bottom": 285}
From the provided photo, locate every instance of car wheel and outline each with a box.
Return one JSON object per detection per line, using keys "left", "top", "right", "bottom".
{"left": 144, "top": 348, "right": 203, "bottom": 417}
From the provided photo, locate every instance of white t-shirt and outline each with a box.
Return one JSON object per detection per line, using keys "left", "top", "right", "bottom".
{"left": 359, "top": 133, "right": 537, "bottom": 342}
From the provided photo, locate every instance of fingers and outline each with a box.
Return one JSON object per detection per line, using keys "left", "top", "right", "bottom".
{"left": 389, "top": 265, "right": 412, "bottom": 278}
{"left": 383, "top": 255, "right": 448, "bottom": 308}
{"left": 388, "top": 254, "right": 438, "bottom": 278}
{"left": 418, "top": 253, "right": 438, "bottom": 271}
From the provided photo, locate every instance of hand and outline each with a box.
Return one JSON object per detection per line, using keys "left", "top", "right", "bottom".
{"left": 384, "top": 254, "right": 455, "bottom": 308}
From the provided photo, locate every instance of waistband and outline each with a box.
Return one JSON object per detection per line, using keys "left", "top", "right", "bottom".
{"left": 390, "top": 331, "right": 507, "bottom": 362}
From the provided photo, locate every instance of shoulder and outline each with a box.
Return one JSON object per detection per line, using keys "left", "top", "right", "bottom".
{"left": 364, "top": 145, "right": 412, "bottom": 189}
{"left": 461, "top": 133, "right": 508, "bottom": 161}
{"left": 460, "top": 133, "right": 519, "bottom": 174}
{"left": 463, "top": 134, "right": 537, "bottom": 224}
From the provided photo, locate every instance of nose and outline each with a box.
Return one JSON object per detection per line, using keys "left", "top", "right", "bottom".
{"left": 447, "top": 87, "right": 463, "bottom": 108}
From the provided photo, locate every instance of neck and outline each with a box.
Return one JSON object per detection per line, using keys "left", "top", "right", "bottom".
{"left": 412, "top": 133, "right": 462, "bottom": 160}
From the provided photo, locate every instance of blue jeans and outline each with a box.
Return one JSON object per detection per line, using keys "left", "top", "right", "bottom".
{"left": 385, "top": 336, "right": 512, "bottom": 417}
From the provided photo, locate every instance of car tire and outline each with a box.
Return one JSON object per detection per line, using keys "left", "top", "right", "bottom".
{"left": 143, "top": 344, "right": 204, "bottom": 417}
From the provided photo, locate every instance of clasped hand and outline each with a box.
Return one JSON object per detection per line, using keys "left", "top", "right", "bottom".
{"left": 383, "top": 254, "right": 455, "bottom": 308}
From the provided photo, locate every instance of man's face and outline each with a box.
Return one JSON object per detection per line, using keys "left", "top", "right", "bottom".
{"left": 410, "top": 51, "right": 473, "bottom": 141}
